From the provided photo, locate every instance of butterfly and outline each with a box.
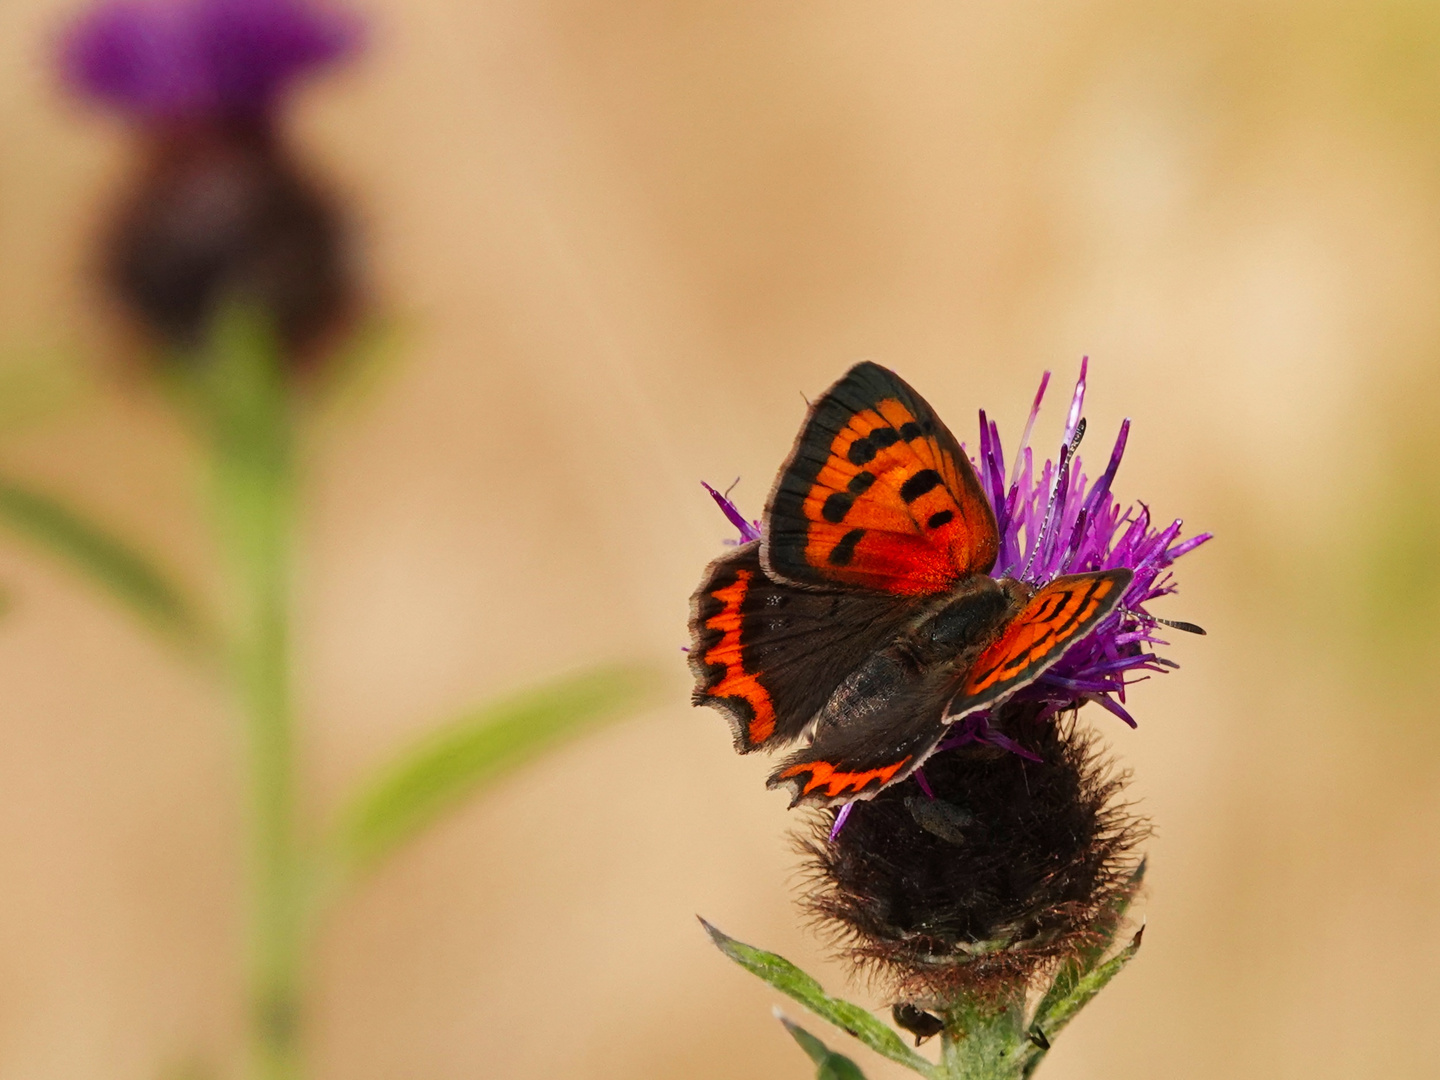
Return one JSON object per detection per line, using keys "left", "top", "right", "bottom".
{"left": 689, "top": 362, "right": 1132, "bottom": 808}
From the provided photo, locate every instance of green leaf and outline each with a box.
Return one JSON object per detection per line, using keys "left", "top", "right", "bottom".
{"left": 328, "top": 663, "right": 659, "bottom": 879}
{"left": 777, "top": 1011, "right": 870, "bottom": 1080}
{"left": 1032, "top": 858, "right": 1146, "bottom": 1025}
{"left": 0, "top": 474, "right": 209, "bottom": 648}
{"left": 699, "top": 918, "right": 936, "bottom": 1078}
{"left": 1031, "top": 924, "right": 1144, "bottom": 1045}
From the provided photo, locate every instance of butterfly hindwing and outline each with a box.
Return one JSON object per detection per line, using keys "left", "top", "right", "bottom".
{"left": 763, "top": 362, "right": 999, "bottom": 597}
{"left": 690, "top": 542, "right": 918, "bottom": 753}
{"left": 766, "top": 646, "right": 952, "bottom": 807}
{"left": 948, "top": 569, "right": 1133, "bottom": 718}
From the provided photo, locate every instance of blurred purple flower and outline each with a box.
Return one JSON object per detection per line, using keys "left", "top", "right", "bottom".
{"left": 61, "top": 0, "right": 361, "bottom": 122}
{"left": 59, "top": 0, "right": 364, "bottom": 359}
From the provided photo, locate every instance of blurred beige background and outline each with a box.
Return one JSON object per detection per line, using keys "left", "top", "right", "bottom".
{"left": 2, "top": 0, "right": 1440, "bottom": 1077}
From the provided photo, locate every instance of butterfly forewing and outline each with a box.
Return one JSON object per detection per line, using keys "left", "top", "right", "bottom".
{"left": 948, "top": 569, "right": 1133, "bottom": 718}
{"left": 763, "top": 362, "right": 999, "bottom": 596}
{"left": 690, "top": 542, "right": 918, "bottom": 753}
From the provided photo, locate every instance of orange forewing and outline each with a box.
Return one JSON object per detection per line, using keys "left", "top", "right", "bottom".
{"left": 800, "top": 399, "right": 990, "bottom": 593}
{"left": 695, "top": 567, "right": 777, "bottom": 746}
{"left": 765, "top": 363, "right": 998, "bottom": 596}
{"left": 951, "top": 570, "right": 1133, "bottom": 714}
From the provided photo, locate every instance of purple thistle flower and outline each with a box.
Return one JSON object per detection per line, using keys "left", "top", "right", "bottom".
{"left": 61, "top": 0, "right": 361, "bottom": 122}
{"left": 966, "top": 356, "right": 1210, "bottom": 732}
{"left": 58, "top": 0, "right": 365, "bottom": 361}
{"left": 702, "top": 481, "right": 761, "bottom": 543}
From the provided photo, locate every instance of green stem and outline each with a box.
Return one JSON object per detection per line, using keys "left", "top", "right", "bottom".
{"left": 196, "top": 313, "right": 305, "bottom": 1080}
{"left": 938, "top": 995, "right": 1032, "bottom": 1080}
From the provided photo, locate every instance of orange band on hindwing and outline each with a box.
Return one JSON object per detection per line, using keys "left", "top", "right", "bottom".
{"left": 777, "top": 756, "right": 912, "bottom": 799}
{"left": 700, "top": 568, "right": 777, "bottom": 745}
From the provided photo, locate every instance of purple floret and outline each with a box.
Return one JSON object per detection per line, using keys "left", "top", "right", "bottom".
{"left": 702, "top": 481, "right": 762, "bottom": 543}
{"left": 60, "top": 0, "right": 361, "bottom": 120}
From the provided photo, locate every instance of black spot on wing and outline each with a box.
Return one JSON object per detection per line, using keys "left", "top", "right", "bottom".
{"left": 829, "top": 528, "right": 865, "bottom": 566}
{"left": 927, "top": 509, "right": 954, "bottom": 529}
{"left": 822, "top": 492, "right": 854, "bottom": 523}
{"left": 848, "top": 471, "right": 876, "bottom": 494}
{"left": 847, "top": 426, "right": 901, "bottom": 466}
{"left": 847, "top": 438, "right": 877, "bottom": 466}
{"left": 900, "top": 469, "right": 942, "bottom": 503}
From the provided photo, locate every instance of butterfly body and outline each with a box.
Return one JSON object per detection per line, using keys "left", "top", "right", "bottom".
{"left": 904, "top": 574, "right": 1021, "bottom": 664}
{"left": 691, "top": 363, "right": 1132, "bottom": 807}
{"left": 813, "top": 576, "right": 1020, "bottom": 732}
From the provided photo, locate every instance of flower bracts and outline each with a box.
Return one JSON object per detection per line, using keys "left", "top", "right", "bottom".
{"left": 800, "top": 706, "right": 1146, "bottom": 1000}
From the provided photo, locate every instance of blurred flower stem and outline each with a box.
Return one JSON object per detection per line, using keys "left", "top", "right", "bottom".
{"left": 188, "top": 308, "right": 305, "bottom": 1079}
{"left": 0, "top": 301, "right": 659, "bottom": 1078}
{"left": 29, "top": 4, "right": 663, "bottom": 1073}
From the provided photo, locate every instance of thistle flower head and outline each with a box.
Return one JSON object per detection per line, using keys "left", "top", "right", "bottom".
{"left": 59, "top": 0, "right": 364, "bottom": 360}
{"left": 61, "top": 0, "right": 361, "bottom": 122}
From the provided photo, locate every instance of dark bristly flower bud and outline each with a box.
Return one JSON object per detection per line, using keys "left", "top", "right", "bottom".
{"left": 800, "top": 704, "right": 1147, "bottom": 1003}
{"left": 103, "top": 117, "right": 349, "bottom": 359}
{"left": 60, "top": 0, "right": 363, "bottom": 363}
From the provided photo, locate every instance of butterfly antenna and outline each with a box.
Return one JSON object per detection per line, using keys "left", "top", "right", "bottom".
{"left": 723, "top": 476, "right": 741, "bottom": 498}
{"left": 1121, "top": 605, "right": 1207, "bottom": 637}
{"left": 1069, "top": 416, "right": 1086, "bottom": 455}
{"left": 1154, "top": 616, "right": 1206, "bottom": 635}
{"left": 1021, "top": 438, "right": 1074, "bottom": 581}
